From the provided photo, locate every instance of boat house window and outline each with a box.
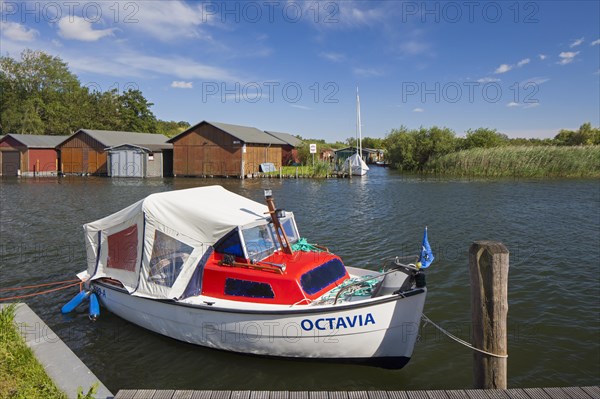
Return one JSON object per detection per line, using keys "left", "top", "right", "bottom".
{"left": 300, "top": 258, "right": 347, "bottom": 295}
{"left": 224, "top": 278, "right": 275, "bottom": 299}
{"left": 107, "top": 225, "right": 138, "bottom": 272}
{"left": 148, "top": 231, "right": 193, "bottom": 287}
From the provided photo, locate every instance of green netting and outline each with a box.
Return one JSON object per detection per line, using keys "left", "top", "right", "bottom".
{"left": 314, "top": 276, "right": 380, "bottom": 305}
{"left": 292, "top": 238, "right": 324, "bottom": 252}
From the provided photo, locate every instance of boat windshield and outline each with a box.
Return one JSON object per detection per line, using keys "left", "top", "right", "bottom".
{"left": 241, "top": 215, "right": 300, "bottom": 260}
{"left": 242, "top": 224, "right": 278, "bottom": 261}
{"left": 280, "top": 215, "right": 300, "bottom": 245}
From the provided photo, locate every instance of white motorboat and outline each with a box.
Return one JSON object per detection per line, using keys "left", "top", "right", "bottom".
{"left": 65, "top": 186, "right": 432, "bottom": 369}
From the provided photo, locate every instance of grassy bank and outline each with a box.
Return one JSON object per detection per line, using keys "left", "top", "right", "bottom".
{"left": 0, "top": 304, "right": 66, "bottom": 399}
{"left": 425, "top": 145, "right": 600, "bottom": 178}
{"left": 264, "top": 162, "right": 335, "bottom": 178}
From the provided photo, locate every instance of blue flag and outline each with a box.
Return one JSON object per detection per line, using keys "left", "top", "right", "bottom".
{"left": 418, "top": 226, "right": 435, "bottom": 268}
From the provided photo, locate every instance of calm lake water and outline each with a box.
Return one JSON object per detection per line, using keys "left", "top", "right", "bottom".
{"left": 1, "top": 168, "right": 599, "bottom": 391}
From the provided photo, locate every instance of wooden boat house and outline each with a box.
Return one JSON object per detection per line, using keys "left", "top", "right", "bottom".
{"left": 0, "top": 134, "right": 64, "bottom": 176}
{"left": 56, "top": 129, "right": 171, "bottom": 176}
{"left": 168, "top": 121, "right": 287, "bottom": 177}
{"left": 264, "top": 131, "right": 303, "bottom": 165}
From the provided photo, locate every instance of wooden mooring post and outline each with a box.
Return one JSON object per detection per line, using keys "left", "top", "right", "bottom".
{"left": 469, "top": 241, "right": 509, "bottom": 389}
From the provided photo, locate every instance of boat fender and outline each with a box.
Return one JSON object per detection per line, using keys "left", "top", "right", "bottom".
{"left": 89, "top": 293, "right": 100, "bottom": 321}
{"left": 415, "top": 271, "right": 426, "bottom": 288}
{"left": 61, "top": 290, "right": 90, "bottom": 314}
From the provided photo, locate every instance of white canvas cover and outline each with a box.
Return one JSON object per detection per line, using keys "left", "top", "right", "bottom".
{"left": 84, "top": 186, "right": 269, "bottom": 299}
{"left": 342, "top": 153, "right": 369, "bottom": 176}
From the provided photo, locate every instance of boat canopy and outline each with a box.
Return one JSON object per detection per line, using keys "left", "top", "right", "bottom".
{"left": 342, "top": 153, "right": 369, "bottom": 175}
{"left": 83, "top": 186, "right": 273, "bottom": 300}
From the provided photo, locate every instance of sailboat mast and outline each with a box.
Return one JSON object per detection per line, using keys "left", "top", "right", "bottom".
{"left": 356, "top": 87, "right": 362, "bottom": 157}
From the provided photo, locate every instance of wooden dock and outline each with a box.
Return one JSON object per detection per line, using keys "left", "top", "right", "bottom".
{"left": 114, "top": 387, "right": 599, "bottom": 399}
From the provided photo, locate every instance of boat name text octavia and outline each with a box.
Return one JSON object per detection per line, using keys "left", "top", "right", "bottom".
{"left": 300, "top": 313, "right": 375, "bottom": 331}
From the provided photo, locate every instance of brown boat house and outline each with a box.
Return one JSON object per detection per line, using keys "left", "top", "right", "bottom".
{"left": 56, "top": 129, "right": 171, "bottom": 176}
{"left": 168, "top": 121, "right": 289, "bottom": 177}
{"left": 0, "top": 134, "right": 64, "bottom": 176}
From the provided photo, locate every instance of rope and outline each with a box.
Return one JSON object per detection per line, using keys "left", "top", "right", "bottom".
{"left": 0, "top": 282, "right": 81, "bottom": 301}
{"left": 421, "top": 314, "right": 508, "bottom": 358}
{"left": 314, "top": 276, "right": 380, "bottom": 305}
{"left": 0, "top": 279, "right": 80, "bottom": 293}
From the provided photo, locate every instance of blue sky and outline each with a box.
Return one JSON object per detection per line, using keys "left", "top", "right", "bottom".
{"left": 1, "top": 1, "right": 599, "bottom": 141}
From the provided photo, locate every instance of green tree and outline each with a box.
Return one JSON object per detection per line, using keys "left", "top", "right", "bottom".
{"left": 362, "top": 137, "right": 384, "bottom": 149}
{"left": 555, "top": 123, "right": 600, "bottom": 146}
{"left": 463, "top": 128, "right": 508, "bottom": 149}
{"left": 384, "top": 126, "right": 457, "bottom": 171}
{"left": 87, "top": 89, "right": 122, "bottom": 130}
{"left": 1, "top": 50, "right": 163, "bottom": 135}
{"left": 118, "top": 89, "right": 158, "bottom": 133}
{"left": 412, "top": 126, "right": 458, "bottom": 166}
{"left": 384, "top": 126, "right": 417, "bottom": 171}
{"left": 156, "top": 120, "right": 191, "bottom": 137}
{"left": 0, "top": 49, "right": 83, "bottom": 135}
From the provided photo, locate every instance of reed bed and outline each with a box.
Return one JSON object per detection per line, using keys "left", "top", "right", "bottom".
{"left": 425, "top": 145, "right": 600, "bottom": 178}
{"left": 264, "top": 162, "right": 335, "bottom": 178}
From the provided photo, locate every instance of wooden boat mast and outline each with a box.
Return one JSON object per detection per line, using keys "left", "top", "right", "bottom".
{"left": 264, "top": 189, "right": 293, "bottom": 255}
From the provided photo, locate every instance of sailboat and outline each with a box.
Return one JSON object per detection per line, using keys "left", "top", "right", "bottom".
{"left": 343, "top": 87, "right": 370, "bottom": 176}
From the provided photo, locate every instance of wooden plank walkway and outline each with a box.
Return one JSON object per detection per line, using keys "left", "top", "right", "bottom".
{"left": 114, "top": 387, "right": 599, "bottom": 399}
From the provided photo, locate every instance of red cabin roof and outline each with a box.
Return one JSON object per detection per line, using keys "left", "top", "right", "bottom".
{"left": 202, "top": 250, "right": 350, "bottom": 305}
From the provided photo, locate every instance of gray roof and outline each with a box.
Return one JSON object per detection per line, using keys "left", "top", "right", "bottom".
{"left": 169, "top": 121, "right": 286, "bottom": 145}
{"left": 61, "top": 129, "right": 170, "bottom": 148}
{"left": 208, "top": 122, "right": 287, "bottom": 145}
{"left": 2, "top": 134, "right": 65, "bottom": 148}
{"left": 105, "top": 143, "right": 173, "bottom": 152}
{"left": 264, "top": 131, "right": 303, "bottom": 147}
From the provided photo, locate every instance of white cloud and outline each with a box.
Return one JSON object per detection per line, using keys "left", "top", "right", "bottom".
{"left": 521, "top": 77, "right": 549, "bottom": 86}
{"left": 319, "top": 52, "right": 346, "bottom": 62}
{"left": 539, "top": 54, "right": 547, "bottom": 60}
{"left": 291, "top": 104, "right": 311, "bottom": 110}
{"left": 591, "top": 39, "right": 600, "bottom": 46}
{"left": 412, "top": 107, "right": 424, "bottom": 113}
{"left": 506, "top": 102, "right": 520, "bottom": 108}
{"left": 171, "top": 81, "right": 193, "bottom": 89}
{"left": 65, "top": 51, "right": 241, "bottom": 82}
{"left": 125, "top": 1, "right": 214, "bottom": 42}
{"left": 58, "top": 16, "right": 114, "bottom": 41}
{"left": 558, "top": 51, "right": 579, "bottom": 65}
{"left": 119, "top": 54, "right": 239, "bottom": 81}
{"left": 335, "top": 3, "right": 387, "bottom": 28}
{"left": 494, "top": 64, "right": 513, "bottom": 74}
{"left": 524, "top": 102, "right": 540, "bottom": 109}
{"left": 494, "top": 57, "right": 531, "bottom": 74}
{"left": 477, "top": 77, "right": 500, "bottom": 83}
{"left": 0, "top": 21, "right": 38, "bottom": 41}
{"left": 570, "top": 37, "right": 584, "bottom": 48}
{"left": 399, "top": 40, "right": 430, "bottom": 55}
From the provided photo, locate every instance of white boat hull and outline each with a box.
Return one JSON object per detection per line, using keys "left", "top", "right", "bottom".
{"left": 91, "top": 282, "right": 426, "bottom": 369}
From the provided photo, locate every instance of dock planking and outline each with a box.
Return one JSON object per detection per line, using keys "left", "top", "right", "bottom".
{"left": 114, "top": 387, "right": 600, "bottom": 399}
